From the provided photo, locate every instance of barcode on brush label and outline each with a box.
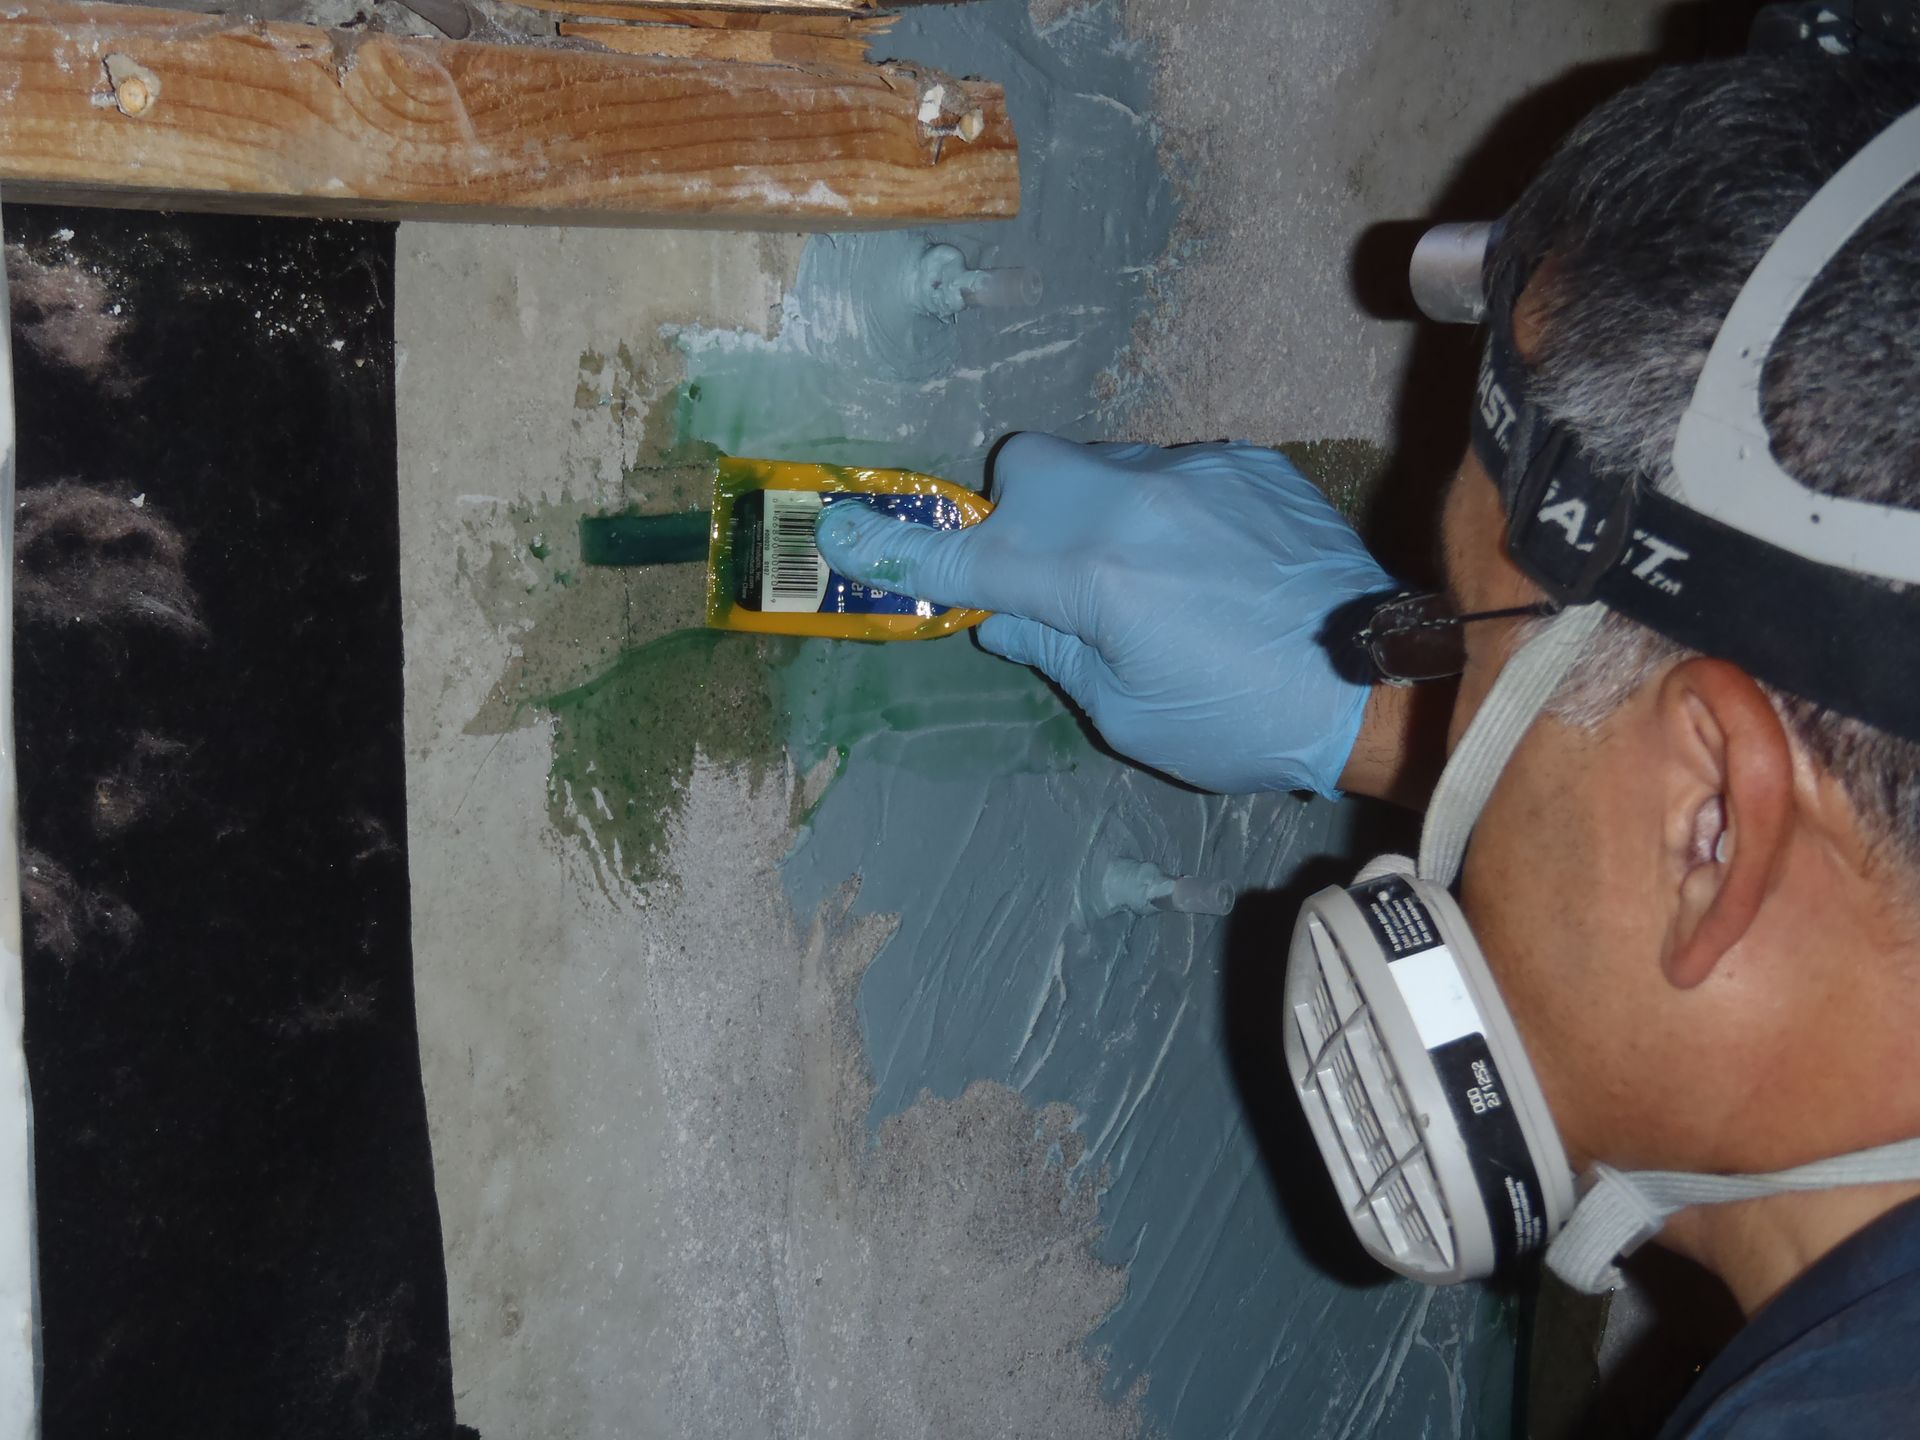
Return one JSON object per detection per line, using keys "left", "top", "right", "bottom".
{"left": 760, "top": 490, "right": 828, "bottom": 613}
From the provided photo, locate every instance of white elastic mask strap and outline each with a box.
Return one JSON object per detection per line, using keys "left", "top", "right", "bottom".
{"left": 1418, "top": 604, "right": 1607, "bottom": 886}
{"left": 1547, "top": 1136, "right": 1920, "bottom": 1294}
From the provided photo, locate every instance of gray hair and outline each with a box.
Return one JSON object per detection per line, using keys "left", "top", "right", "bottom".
{"left": 1487, "top": 57, "right": 1920, "bottom": 870}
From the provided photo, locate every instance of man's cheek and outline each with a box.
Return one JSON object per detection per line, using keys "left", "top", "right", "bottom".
{"left": 1460, "top": 857, "right": 1577, "bottom": 1114}
{"left": 1458, "top": 764, "right": 1577, "bottom": 1000}
{"left": 1447, "top": 651, "right": 1505, "bottom": 752}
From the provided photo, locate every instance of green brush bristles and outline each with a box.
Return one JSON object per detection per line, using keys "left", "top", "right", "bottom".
{"left": 578, "top": 511, "right": 712, "bottom": 567}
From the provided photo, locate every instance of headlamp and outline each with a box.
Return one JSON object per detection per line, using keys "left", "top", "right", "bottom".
{"left": 1407, "top": 222, "right": 1499, "bottom": 326}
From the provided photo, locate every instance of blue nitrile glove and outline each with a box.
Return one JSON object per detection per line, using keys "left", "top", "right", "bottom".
{"left": 815, "top": 432, "right": 1393, "bottom": 796}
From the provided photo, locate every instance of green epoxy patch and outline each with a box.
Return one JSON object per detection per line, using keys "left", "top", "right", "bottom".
{"left": 463, "top": 378, "right": 723, "bottom": 737}
{"left": 474, "top": 343, "right": 1384, "bottom": 892}
{"left": 516, "top": 370, "right": 1091, "bottom": 887}
{"left": 776, "top": 634, "right": 1088, "bottom": 779}
{"left": 463, "top": 486, "right": 706, "bottom": 734}
{"left": 544, "top": 627, "right": 795, "bottom": 886}
{"left": 538, "top": 619, "right": 1087, "bottom": 890}
{"left": 673, "top": 348, "right": 965, "bottom": 476}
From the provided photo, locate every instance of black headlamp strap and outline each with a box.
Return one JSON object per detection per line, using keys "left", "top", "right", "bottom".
{"left": 1467, "top": 274, "right": 1528, "bottom": 491}
{"left": 1471, "top": 321, "right": 1639, "bottom": 602}
{"left": 1467, "top": 295, "right": 1920, "bottom": 748}
{"left": 1592, "top": 492, "right": 1920, "bottom": 748}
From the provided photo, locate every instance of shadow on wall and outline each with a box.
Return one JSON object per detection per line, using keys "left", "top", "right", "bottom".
{"left": 1347, "top": 0, "right": 1763, "bottom": 584}
{"left": 1218, "top": 794, "right": 1421, "bottom": 1290}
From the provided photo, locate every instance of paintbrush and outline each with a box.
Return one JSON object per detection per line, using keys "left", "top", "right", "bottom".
{"left": 579, "top": 456, "right": 991, "bottom": 641}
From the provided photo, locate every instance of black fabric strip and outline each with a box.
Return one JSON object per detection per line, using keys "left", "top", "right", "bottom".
{"left": 1593, "top": 490, "right": 1920, "bottom": 747}
{"left": 1469, "top": 325, "right": 1527, "bottom": 492}
{"left": 12, "top": 207, "right": 460, "bottom": 1440}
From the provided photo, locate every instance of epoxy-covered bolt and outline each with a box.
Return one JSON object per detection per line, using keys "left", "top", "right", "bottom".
{"left": 1092, "top": 860, "right": 1236, "bottom": 919}
{"left": 910, "top": 243, "right": 1042, "bottom": 319}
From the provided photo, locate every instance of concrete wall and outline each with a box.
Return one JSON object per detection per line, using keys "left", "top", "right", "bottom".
{"left": 396, "top": 1, "right": 1665, "bottom": 1434}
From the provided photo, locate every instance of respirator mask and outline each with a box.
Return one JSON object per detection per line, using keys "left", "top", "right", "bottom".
{"left": 1285, "top": 100, "right": 1920, "bottom": 1295}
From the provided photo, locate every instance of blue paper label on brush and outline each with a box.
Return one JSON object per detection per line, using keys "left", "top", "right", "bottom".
{"left": 743, "top": 489, "right": 962, "bottom": 616}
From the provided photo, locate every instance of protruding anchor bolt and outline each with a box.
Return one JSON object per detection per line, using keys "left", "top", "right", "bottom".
{"left": 1095, "top": 860, "right": 1236, "bottom": 919}
{"left": 910, "top": 243, "right": 1043, "bottom": 320}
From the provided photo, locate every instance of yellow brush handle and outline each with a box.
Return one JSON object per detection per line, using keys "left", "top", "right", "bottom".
{"left": 706, "top": 457, "right": 993, "bottom": 641}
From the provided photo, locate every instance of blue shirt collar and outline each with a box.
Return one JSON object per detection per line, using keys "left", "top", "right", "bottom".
{"left": 1656, "top": 1194, "right": 1920, "bottom": 1438}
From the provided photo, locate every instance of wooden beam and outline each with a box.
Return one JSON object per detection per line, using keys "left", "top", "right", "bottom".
{"left": 558, "top": 18, "right": 874, "bottom": 69}
{"left": 0, "top": 2, "right": 1018, "bottom": 227}
{"left": 508, "top": 0, "right": 889, "bottom": 13}
{"left": 537, "top": 6, "right": 891, "bottom": 35}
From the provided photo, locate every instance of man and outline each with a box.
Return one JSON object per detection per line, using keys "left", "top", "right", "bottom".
{"left": 814, "top": 57, "right": 1920, "bottom": 1438}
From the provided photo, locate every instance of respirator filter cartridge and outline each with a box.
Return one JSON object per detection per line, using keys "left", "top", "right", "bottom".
{"left": 1283, "top": 866, "right": 1576, "bottom": 1284}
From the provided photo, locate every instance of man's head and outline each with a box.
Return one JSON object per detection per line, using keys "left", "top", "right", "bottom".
{"left": 1438, "top": 57, "right": 1920, "bottom": 1296}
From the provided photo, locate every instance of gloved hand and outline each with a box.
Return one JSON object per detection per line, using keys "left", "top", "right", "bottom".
{"left": 815, "top": 432, "right": 1394, "bottom": 796}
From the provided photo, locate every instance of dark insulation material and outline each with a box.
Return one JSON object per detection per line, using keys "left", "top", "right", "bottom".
{"left": 10, "top": 207, "right": 461, "bottom": 1439}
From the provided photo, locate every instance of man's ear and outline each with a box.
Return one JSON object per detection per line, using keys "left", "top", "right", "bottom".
{"left": 1659, "top": 659, "right": 1795, "bottom": 990}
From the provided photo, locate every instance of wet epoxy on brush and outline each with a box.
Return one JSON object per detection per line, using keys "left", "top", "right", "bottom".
{"left": 578, "top": 509, "right": 710, "bottom": 567}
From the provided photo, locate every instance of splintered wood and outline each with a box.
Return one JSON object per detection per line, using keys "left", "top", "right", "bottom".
{"left": 0, "top": 1, "right": 1019, "bottom": 227}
